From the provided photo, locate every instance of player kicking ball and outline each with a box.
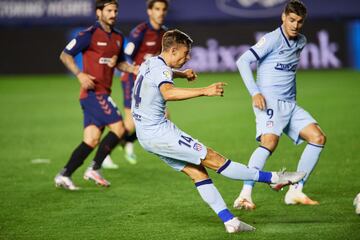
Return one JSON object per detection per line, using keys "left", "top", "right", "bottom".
{"left": 131, "top": 29, "right": 306, "bottom": 233}
{"left": 233, "top": 0, "right": 326, "bottom": 210}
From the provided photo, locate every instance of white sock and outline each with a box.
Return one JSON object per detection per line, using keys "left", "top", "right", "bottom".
{"left": 124, "top": 142, "right": 134, "bottom": 155}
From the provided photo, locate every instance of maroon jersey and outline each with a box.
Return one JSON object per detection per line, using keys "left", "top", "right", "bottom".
{"left": 121, "top": 22, "right": 167, "bottom": 82}
{"left": 64, "top": 21, "right": 125, "bottom": 99}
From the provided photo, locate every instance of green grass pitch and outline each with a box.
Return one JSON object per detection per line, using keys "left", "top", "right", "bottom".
{"left": 0, "top": 70, "right": 359, "bottom": 239}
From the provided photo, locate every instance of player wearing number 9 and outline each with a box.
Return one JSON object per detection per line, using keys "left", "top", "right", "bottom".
{"left": 234, "top": 0, "right": 326, "bottom": 210}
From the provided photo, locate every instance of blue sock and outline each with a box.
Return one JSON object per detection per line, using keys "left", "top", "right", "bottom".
{"left": 297, "top": 143, "right": 324, "bottom": 182}
{"left": 244, "top": 146, "right": 272, "bottom": 187}
{"left": 195, "top": 179, "right": 233, "bottom": 223}
{"left": 217, "top": 160, "right": 259, "bottom": 181}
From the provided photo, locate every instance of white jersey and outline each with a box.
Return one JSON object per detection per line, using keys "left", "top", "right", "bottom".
{"left": 131, "top": 56, "right": 174, "bottom": 140}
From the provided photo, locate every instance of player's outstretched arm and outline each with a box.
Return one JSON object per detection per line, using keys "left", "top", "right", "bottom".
{"left": 59, "top": 51, "right": 95, "bottom": 89}
{"left": 160, "top": 82, "right": 226, "bottom": 101}
{"left": 172, "top": 69, "right": 197, "bottom": 81}
{"left": 116, "top": 61, "right": 139, "bottom": 75}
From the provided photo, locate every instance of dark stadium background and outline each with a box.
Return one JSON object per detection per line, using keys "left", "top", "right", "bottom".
{"left": 0, "top": 1, "right": 359, "bottom": 239}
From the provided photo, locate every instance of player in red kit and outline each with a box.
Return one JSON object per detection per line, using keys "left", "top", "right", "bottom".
{"left": 103, "top": 0, "right": 196, "bottom": 168}
{"left": 54, "top": 0, "right": 138, "bottom": 190}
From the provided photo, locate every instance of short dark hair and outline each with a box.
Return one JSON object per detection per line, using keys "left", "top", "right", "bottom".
{"left": 146, "top": 0, "right": 169, "bottom": 9}
{"left": 162, "top": 29, "right": 193, "bottom": 52}
{"left": 96, "top": 0, "right": 118, "bottom": 10}
{"left": 284, "top": 0, "right": 307, "bottom": 18}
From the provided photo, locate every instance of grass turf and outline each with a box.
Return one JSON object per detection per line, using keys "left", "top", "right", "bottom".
{"left": 0, "top": 70, "right": 359, "bottom": 239}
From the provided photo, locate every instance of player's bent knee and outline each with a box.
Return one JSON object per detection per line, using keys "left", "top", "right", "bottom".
{"left": 260, "top": 134, "right": 279, "bottom": 151}
{"left": 310, "top": 133, "right": 326, "bottom": 145}
{"left": 202, "top": 148, "right": 226, "bottom": 171}
{"left": 182, "top": 164, "right": 209, "bottom": 182}
{"left": 84, "top": 138, "right": 99, "bottom": 148}
{"left": 109, "top": 122, "right": 126, "bottom": 138}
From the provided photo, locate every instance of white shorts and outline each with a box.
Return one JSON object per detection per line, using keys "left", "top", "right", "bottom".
{"left": 254, "top": 99, "right": 317, "bottom": 145}
{"left": 138, "top": 121, "right": 207, "bottom": 171}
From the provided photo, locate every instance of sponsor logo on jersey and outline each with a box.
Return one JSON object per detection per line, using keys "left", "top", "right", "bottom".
{"left": 216, "top": 0, "right": 286, "bottom": 18}
{"left": 274, "top": 63, "right": 297, "bottom": 72}
{"left": 146, "top": 41, "right": 156, "bottom": 46}
{"left": 97, "top": 42, "right": 107, "bottom": 46}
{"left": 99, "top": 57, "right": 112, "bottom": 64}
{"left": 193, "top": 143, "right": 203, "bottom": 151}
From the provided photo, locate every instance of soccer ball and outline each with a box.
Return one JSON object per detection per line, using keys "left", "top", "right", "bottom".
{"left": 354, "top": 193, "right": 360, "bottom": 215}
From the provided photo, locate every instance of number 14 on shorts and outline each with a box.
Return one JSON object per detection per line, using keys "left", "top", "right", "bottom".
{"left": 178, "top": 135, "right": 203, "bottom": 152}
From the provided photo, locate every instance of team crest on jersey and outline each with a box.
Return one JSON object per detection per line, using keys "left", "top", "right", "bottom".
{"left": 266, "top": 120, "right": 274, "bottom": 128}
{"left": 193, "top": 143, "right": 203, "bottom": 152}
{"left": 116, "top": 40, "right": 121, "bottom": 48}
{"left": 255, "top": 37, "right": 266, "bottom": 48}
{"left": 163, "top": 70, "right": 171, "bottom": 79}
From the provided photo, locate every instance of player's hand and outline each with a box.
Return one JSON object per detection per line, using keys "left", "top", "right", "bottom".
{"left": 204, "top": 82, "right": 227, "bottom": 97}
{"left": 132, "top": 65, "right": 140, "bottom": 75}
{"left": 252, "top": 93, "right": 266, "bottom": 110}
{"left": 107, "top": 55, "right": 118, "bottom": 68}
{"left": 77, "top": 72, "right": 95, "bottom": 90}
{"left": 183, "top": 69, "right": 197, "bottom": 82}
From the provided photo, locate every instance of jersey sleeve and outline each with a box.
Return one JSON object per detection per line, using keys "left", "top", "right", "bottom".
{"left": 63, "top": 30, "right": 92, "bottom": 56}
{"left": 236, "top": 50, "right": 260, "bottom": 96}
{"left": 249, "top": 32, "right": 277, "bottom": 61}
{"left": 153, "top": 66, "right": 174, "bottom": 88}
{"left": 124, "top": 25, "right": 146, "bottom": 60}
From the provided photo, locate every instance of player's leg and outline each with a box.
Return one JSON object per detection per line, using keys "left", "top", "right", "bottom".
{"left": 201, "top": 147, "right": 304, "bottom": 189}
{"left": 123, "top": 107, "right": 137, "bottom": 164}
{"left": 55, "top": 125, "right": 101, "bottom": 190}
{"left": 181, "top": 163, "right": 255, "bottom": 233}
{"left": 119, "top": 74, "right": 138, "bottom": 164}
{"left": 235, "top": 134, "right": 279, "bottom": 209}
{"left": 82, "top": 93, "right": 125, "bottom": 186}
{"left": 235, "top": 99, "right": 284, "bottom": 209}
{"left": 284, "top": 106, "right": 326, "bottom": 205}
{"left": 84, "top": 120, "right": 126, "bottom": 187}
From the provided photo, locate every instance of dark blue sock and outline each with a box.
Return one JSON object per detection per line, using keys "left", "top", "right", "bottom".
{"left": 257, "top": 171, "right": 272, "bottom": 183}
{"left": 217, "top": 209, "right": 234, "bottom": 223}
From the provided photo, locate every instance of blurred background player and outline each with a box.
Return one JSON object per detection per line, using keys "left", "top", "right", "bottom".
{"left": 131, "top": 29, "right": 306, "bottom": 233}
{"left": 103, "top": 0, "right": 196, "bottom": 168}
{"left": 54, "top": 0, "right": 138, "bottom": 190}
{"left": 233, "top": 0, "right": 326, "bottom": 209}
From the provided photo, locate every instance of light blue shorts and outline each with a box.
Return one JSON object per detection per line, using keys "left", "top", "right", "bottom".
{"left": 254, "top": 99, "right": 317, "bottom": 145}
{"left": 138, "top": 122, "right": 208, "bottom": 171}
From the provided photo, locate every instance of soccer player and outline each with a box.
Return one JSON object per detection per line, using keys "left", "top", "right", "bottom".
{"left": 131, "top": 29, "right": 306, "bottom": 233}
{"left": 103, "top": 0, "right": 196, "bottom": 167}
{"left": 54, "top": 0, "right": 138, "bottom": 190}
{"left": 233, "top": 0, "right": 326, "bottom": 210}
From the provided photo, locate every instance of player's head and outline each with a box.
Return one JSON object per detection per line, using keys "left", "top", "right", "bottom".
{"left": 162, "top": 29, "right": 193, "bottom": 68}
{"left": 281, "top": 0, "right": 307, "bottom": 38}
{"left": 95, "top": 0, "right": 118, "bottom": 26}
{"left": 147, "top": 0, "right": 169, "bottom": 27}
